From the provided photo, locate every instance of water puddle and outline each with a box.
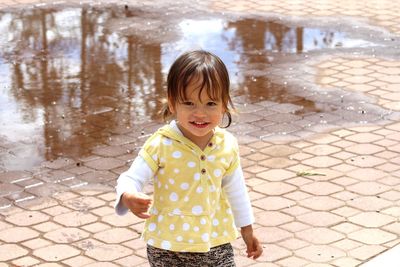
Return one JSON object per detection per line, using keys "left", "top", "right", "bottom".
{"left": 0, "top": 4, "right": 390, "bottom": 170}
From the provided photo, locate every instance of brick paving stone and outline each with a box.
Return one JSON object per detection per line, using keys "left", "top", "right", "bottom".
{"left": 296, "top": 227, "right": 345, "bottom": 244}
{"left": 255, "top": 211, "right": 293, "bottom": 227}
{"left": 41, "top": 158, "right": 75, "bottom": 170}
{"left": 347, "top": 155, "right": 387, "bottom": 168}
{"left": 301, "top": 182, "right": 343, "bottom": 195}
{"left": 84, "top": 244, "right": 132, "bottom": 261}
{"left": 283, "top": 206, "right": 312, "bottom": 217}
{"left": 259, "top": 157, "right": 298, "bottom": 168}
{"left": 63, "top": 196, "right": 106, "bottom": 211}
{"left": 349, "top": 245, "right": 387, "bottom": 261}
{"left": 277, "top": 256, "right": 309, "bottom": 266}
{"left": 42, "top": 205, "right": 73, "bottom": 216}
{"left": 332, "top": 257, "right": 362, "bottom": 267}
{"left": 260, "top": 145, "right": 300, "bottom": 157}
{"left": 5, "top": 210, "right": 49, "bottom": 226}
{"left": 254, "top": 226, "right": 292, "bottom": 243}
{"left": 44, "top": 227, "right": 90, "bottom": 243}
{"left": 62, "top": 255, "right": 95, "bottom": 267}
{"left": 0, "top": 170, "right": 32, "bottom": 183}
{"left": 297, "top": 211, "right": 344, "bottom": 227}
{"left": 80, "top": 262, "right": 118, "bottom": 267}
{"left": 279, "top": 237, "right": 310, "bottom": 251}
{"left": 115, "top": 254, "right": 148, "bottom": 266}
{"left": 12, "top": 256, "right": 41, "bottom": 266}
{"left": 256, "top": 169, "right": 296, "bottom": 181}
{"left": 33, "top": 221, "right": 62, "bottom": 233}
{"left": 348, "top": 196, "right": 392, "bottom": 211}
{"left": 253, "top": 196, "right": 296, "bottom": 211}
{"left": 93, "top": 227, "right": 139, "bottom": 243}
{"left": 260, "top": 243, "right": 292, "bottom": 262}
{"left": 380, "top": 190, "right": 400, "bottom": 201}
{"left": 34, "top": 244, "right": 81, "bottom": 261}
{"left": 307, "top": 133, "right": 341, "bottom": 144}
{"left": 346, "top": 143, "right": 385, "bottom": 155}
{"left": 382, "top": 206, "right": 400, "bottom": 218}
{"left": 347, "top": 168, "right": 388, "bottom": 181}
{"left": 332, "top": 239, "right": 362, "bottom": 251}
{"left": 0, "top": 221, "right": 11, "bottom": 231}
{"left": 22, "top": 238, "right": 53, "bottom": 250}
{"left": 0, "top": 226, "right": 39, "bottom": 243}
{"left": 303, "top": 144, "right": 341, "bottom": 156}
{"left": 299, "top": 196, "right": 344, "bottom": 211}
{"left": 53, "top": 211, "right": 97, "bottom": 227}
{"left": 332, "top": 177, "right": 358, "bottom": 186}
{"left": 383, "top": 222, "right": 400, "bottom": 236}
{"left": 347, "top": 181, "right": 390, "bottom": 195}
{"left": 84, "top": 157, "right": 125, "bottom": 171}
{"left": 0, "top": 244, "right": 28, "bottom": 262}
{"left": 349, "top": 212, "right": 396, "bottom": 227}
{"left": 102, "top": 212, "right": 143, "bottom": 227}
{"left": 0, "top": 183, "right": 23, "bottom": 197}
{"left": 302, "top": 156, "right": 342, "bottom": 168}
{"left": 285, "top": 191, "right": 312, "bottom": 201}
{"left": 254, "top": 181, "right": 296, "bottom": 195}
{"left": 295, "top": 245, "right": 346, "bottom": 263}
{"left": 348, "top": 229, "right": 397, "bottom": 245}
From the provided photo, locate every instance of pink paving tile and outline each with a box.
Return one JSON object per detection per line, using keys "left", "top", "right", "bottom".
{"left": 253, "top": 181, "right": 296, "bottom": 195}
{"left": 84, "top": 244, "right": 132, "bottom": 261}
{"left": 0, "top": 226, "right": 39, "bottom": 243}
{"left": 33, "top": 244, "right": 81, "bottom": 261}
{"left": 348, "top": 229, "right": 396, "bottom": 245}
{"left": 0, "top": 244, "right": 28, "bottom": 262}
{"left": 255, "top": 211, "right": 294, "bottom": 226}
{"left": 252, "top": 196, "right": 296, "bottom": 211}
{"left": 299, "top": 196, "right": 345, "bottom": 211}
{"left": 296, "top": 227, "right": 345, "bottom": 244}
{"left": 297, "top": 211, "right": 344, "bottom": 227}
{"left": 295, "top": 245, "right": 346, "bottom": 263}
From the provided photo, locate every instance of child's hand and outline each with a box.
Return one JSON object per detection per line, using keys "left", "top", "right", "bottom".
{"left": 240, "top": 225, "right": 263, "bottom": 260}
{"left": 121, "top": 192, "right": 153, "bottom": 219}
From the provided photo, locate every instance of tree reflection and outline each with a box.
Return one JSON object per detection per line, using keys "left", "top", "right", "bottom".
{"left": 227, "top": 18, "right": 317, "bottom": 113}
{"left": 0, "top": 5, "right": 164, "bottom": 164}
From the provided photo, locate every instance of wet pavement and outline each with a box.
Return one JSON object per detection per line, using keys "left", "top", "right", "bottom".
{"left": 0, "top": 0, "right": 400, "bottom": 266}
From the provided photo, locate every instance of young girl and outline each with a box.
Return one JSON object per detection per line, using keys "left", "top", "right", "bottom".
{"left": 115, "top": 50, "right": 262, "bottom": 266}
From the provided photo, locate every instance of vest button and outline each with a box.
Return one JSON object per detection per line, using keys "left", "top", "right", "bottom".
{"left": 200, "top": 155, "right": 206, "bottom": 161}
{"left": 201, "top": 168, "right": 206, "bottom": 174}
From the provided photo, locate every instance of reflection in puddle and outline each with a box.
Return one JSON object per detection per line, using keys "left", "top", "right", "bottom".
{"left": 0, "top": 5, "right": 382, "bottom": 170}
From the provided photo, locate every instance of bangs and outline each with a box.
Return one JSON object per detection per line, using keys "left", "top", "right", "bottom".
{"left": 177, "top": 68, "right": 225, "bottom": 103}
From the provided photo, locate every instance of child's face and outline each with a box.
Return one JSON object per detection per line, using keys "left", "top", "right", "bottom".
{"left": 169, "top": 79, "right": 225, "bottom": 147}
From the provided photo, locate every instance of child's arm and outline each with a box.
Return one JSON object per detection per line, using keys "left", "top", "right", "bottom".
{"left": 240, "top": 225, "right": 263, "bottom": 259}
{"left": 121, "top": 191, "right": 152, "bottom": 219}
{"left": 115, "top": 156, "right": 154, "bottom": 216}
{"left": 222, "top": 165, "right": 263, "bottom": 259}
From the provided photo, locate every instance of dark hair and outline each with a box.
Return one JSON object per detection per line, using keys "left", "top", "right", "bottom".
{"left": 162, "top": 50, "right": 234, "bottom": 127}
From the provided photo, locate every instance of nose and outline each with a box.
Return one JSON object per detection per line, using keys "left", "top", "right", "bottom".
{"left": 193, "top": 105, "right": 207, "bottom": 117}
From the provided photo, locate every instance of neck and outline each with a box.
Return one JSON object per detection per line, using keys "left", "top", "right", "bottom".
{"left": 176, "top": 122, "right": 214, "bottom": 150}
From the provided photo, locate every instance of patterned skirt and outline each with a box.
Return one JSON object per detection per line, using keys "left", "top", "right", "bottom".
{"left": 147, "top": 243, "right": 236, "bottom": 267}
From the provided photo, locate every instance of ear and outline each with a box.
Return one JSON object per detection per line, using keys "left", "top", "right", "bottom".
{"left": 168, "top": 101, "right": 175, "bottom": 114}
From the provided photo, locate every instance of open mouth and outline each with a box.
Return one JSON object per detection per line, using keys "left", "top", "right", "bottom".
{"left": 190, "top": 121, "right": 209, "bottom": 128}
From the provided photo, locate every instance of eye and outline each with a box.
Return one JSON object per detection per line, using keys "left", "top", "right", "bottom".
{"left": 182, "top": 101, "right": 194, "bottom": 106}
{"left": 207, "top": 101, "right": 217, "bottom": 106}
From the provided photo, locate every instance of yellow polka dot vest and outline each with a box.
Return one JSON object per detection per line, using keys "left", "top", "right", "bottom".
{"left": 139, "top": 124, "right": 240, "bottom": 252}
